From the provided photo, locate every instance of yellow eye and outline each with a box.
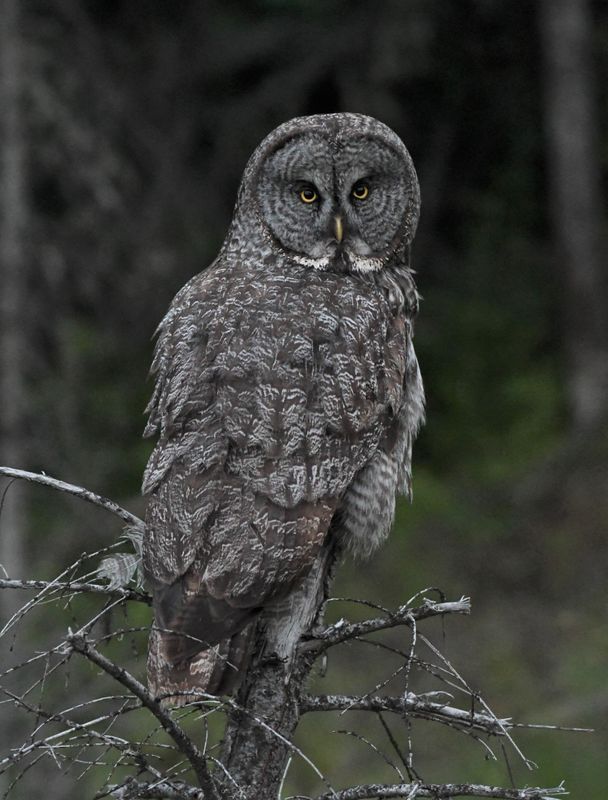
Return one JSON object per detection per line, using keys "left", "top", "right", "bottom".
{"left": 299, "top": 187, "right": 318, "bottom": 204}
{"left": 352, "top": 182, "right": 369, "bottom": 200}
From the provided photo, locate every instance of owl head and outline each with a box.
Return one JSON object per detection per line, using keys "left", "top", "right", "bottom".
{"left": 235, "top": 113, "right": 420, "bottom": 273}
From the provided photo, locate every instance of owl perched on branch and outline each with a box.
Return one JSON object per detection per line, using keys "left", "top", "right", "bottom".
{"left": 142, "top": 113, "right": 424, "bottom": 703}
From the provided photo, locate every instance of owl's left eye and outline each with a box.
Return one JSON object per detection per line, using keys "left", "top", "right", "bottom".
{"left": 351, "top": 181, "right": 369, "bottom": 201}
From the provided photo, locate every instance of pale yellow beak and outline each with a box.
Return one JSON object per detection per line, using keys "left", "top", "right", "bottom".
{"left": 333, "top": 215, "right": 344, "bottom": 244}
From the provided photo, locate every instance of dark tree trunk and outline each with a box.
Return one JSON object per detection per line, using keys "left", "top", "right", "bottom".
{"left": 0, "top": 0, "right": 28, "bottom": 794}
{"left": 539, "top": 0, "right": 607, "bottom": 430}
{"left": 0, "top": 0, "right": 27, "bottom": 606}
{"left": 221, "top": 546, "right": 336, "bottom": 797}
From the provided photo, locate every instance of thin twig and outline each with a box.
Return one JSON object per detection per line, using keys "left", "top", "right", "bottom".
{"left": 154, "top": 688, "right": 335, "bottom": 796}
{"left": 0, "top": 466, "right": 142, "bottom": 527}
{"left": 0, "top": 577, "right": 150, "bottom": 604}
{"left": 301, "top": 598, "right": 471, "bottom": 654}
{"left": 66, "top": 633, "right": 219, "bottom": 800}
{"left": 417, "top": 632, "right": 533, "bottom": 769}
{"left": 332, "top": 729, "right": 405, "bottom": 781}
{"left": 0, "top": 687, "right": 153, "bottom": 776}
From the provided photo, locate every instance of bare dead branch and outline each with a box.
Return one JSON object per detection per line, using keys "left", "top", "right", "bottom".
{"left": 0, "top": 466, "right": 575, "bottom": 799}
{"left": 415, "top": 632, "right": 533, "bottom": 769}
{"left": 300, "top": 598, "right": 471, "bottom": 653}
{"left": 300, "top": 693, "right": 510, "bottom": 736}
{"left": 0, "top": 686, "right": 155, "bottom": 779}
{"left": 0, "top": 545, "right": 136, "bottom": 641}
{"left": 332, "top": 728, "right": 406, "bottom": 782}
{"left": 0, "top": 577, "right": 151, "bottom": 604}
{"left": 153, "top": 688, "right": 334, "bottom": 796}
{"left": 105, "top": 777, "right": 204, "bottom": 798}
{"left": 0, "top": 466, "right": 143, "bottom": 528}
{"left": 310, "top": 781, "right": 568, "bottom": 800}
{"left": 66, "top": 633, "right": 219, "bottom": 800}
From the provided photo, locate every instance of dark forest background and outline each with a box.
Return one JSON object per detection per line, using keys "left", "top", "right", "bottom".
{"left": 0, "top": 0, "right": 607, "bottom": 797}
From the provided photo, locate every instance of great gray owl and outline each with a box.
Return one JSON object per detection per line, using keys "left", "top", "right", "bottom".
{"left": 142, "top": 113, "right": 424, "bottom": 703}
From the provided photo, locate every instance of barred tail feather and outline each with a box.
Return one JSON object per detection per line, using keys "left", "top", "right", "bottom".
{"left": 147, "top": 624, "right": 255, "bottom": 707}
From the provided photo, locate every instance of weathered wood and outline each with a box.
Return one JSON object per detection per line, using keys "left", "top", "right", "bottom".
{"left": 0, "top": 466, "right": 143, "bottom": 528}
{"left": 220, "top": 545, "right": 337, "bottom": 798}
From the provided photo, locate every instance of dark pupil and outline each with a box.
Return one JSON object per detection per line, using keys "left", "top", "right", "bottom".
{"left": 355, "top": 184, "right": 365, "bottom": 195}
{"left": 303, "top": 189, "right": 314, "bottom": 199}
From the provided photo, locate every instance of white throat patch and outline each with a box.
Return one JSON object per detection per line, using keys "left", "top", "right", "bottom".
{"left": 291, "top": 252, "right": 385, "bottom": 273}
{"left": 291, "top": 254, "right": 332, "bottom": 270}
{"left": 349, "top": 255, "right": 384, "bottom": 273}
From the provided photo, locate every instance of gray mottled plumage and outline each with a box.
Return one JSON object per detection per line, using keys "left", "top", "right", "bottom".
{"left": 142, "top": 113, "right": 424, "bottom": 703}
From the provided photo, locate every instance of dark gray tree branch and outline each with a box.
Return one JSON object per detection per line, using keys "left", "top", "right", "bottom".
{"left": 310, "top": 781, "right": 567, "bottom": 800}
{"left": 0, "top": 686, "right": 156, "bottom": 780}
{"left": 300, "top": 693, "right": 509, "bottom": 736}
{"left": 105, "top": 778, "right": 204, "bottom": 799}
{"left": 0, "top": 467, "right": 143, "bottom": 529}
{"left": 301, "top": 597, "right": 471, "bottom": 654}
{"left": 0, "top": 578, "right": 150, "bottom": 605}
{"left": 66, "top": 634, "right": 218, "bottom": 800}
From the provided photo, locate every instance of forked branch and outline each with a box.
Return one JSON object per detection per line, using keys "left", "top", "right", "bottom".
{"left": 300, "top": 692, "right": 510, "bottom": 736}
{"left": 301, "top": 597, "right": 471, "bottom": 653}
{"left": 67, "top": 633, "right": 219, "bottom": 800}
{"left": 0, "top": 467, "right": 577, "bottom": 799}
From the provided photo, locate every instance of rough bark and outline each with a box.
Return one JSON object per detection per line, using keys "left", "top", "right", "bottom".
{"left": 220, "top": 545, "right": 337, "bottom": 798}
{"left": 539, "top": 0, "right": 607, "bottom": 429}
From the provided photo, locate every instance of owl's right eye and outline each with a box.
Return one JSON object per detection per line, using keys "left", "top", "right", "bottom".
{"left": 299, "top": 187, "right": 318, "bottom": 204}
